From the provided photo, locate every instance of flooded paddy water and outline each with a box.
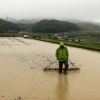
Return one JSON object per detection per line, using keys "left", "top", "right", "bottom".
{"left": 0, "top": 37, "right": 100, "bottom": 100}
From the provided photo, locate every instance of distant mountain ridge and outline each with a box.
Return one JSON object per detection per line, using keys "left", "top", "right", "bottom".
{"left": 2, "top": 17, "right": 100, "bottom": 26}
{"left": 1, "top": 17, "right": 100, "bottom": 31}
{"left": 77, "top": 22, "right": 100, "bottom": 31}
{"left": 2, "top": 17, "right": 42, "bottom": 24}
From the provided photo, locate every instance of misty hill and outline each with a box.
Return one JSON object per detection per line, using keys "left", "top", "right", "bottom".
{"left": 17, "top": 19, "right": 32, "bottom": 24}
{"left": 2, "top": 17, "right": 100, "bottom": 32}
{"left": 77, "top": 22, "right": 100, "bottom": 31}
{"left": 32, "top": 19, "right": 81, "bottom": 33}
{"left": 17, "top": 18, "right": 43, "bottom": 24}
{"left": 90, "top": 22, "right": 100, "bottom": 26}
{"left": 17, "top": 23, "right": 33, "bottom": 31}
{"left": 0, "top": 19, "right": 20, "bottom": 33}
{"left": 2, "top": 17, "right": 42, "bottom": 24}
{"left": 2, "top": 17, "right": 17, "bottom": 23}
{"left": 61, "top": 19, "right": 82, "bottom": 23}
{"left": 61, "top": 19, "right": 100, "bottom": 30}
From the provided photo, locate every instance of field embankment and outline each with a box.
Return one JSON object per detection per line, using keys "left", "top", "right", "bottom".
{"left": 29, "top": 37, "right": 100, "bottom": 52}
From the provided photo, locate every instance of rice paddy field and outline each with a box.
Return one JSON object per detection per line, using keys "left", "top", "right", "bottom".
{"left": 0, "top": 37, "right": 100, "bottom": 100}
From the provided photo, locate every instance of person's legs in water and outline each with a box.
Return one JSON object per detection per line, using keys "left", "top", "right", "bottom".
{"left": 59, "top": 61, "right": 63, "bottom": 73}
{"left": 63, "top": 59, "right": 69, "bottom": 74}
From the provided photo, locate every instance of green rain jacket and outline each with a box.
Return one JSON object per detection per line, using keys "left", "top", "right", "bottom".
{"left": 56, "top": 42, "right": 69, "bottom": 61}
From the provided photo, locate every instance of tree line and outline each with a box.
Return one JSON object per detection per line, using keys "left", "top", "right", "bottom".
{"left": 17, "top": 23, "right": 33, "bottom": 32}
{"left": 1, "top": 18, "right": 100, "bottom": 34}
{"left": 32, "top": 19, "right": 81, "bottom": 33}
{"left": 77, "top": 22, "right": 100, "bottom": 31}
{"left": 0, "top": 19, "right": 20, "bottom": 33}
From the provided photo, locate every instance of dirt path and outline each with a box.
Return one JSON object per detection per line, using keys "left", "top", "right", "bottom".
{"left": 0, "top": 37, "right": 100, "bottom": 100}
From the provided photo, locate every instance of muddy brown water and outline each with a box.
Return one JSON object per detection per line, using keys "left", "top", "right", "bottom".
{"left": 0, "top": 37, "right": 100, "bottom": 100}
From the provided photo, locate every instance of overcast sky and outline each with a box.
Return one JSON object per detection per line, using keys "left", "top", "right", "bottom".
{"left": 0, "top": 0, "right": 100, "bottom": 22}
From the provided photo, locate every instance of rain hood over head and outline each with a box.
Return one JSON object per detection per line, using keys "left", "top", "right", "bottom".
{"left": 60, "top": 42, "right": 64, "bottom": 46}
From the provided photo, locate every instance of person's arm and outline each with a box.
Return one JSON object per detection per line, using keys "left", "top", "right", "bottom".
{"left": 55, "top": 48, "right": 59, "bottom": 60}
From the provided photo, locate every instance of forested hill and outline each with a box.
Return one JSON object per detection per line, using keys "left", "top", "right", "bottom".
{"left": 77, "top": 22, "right": 100, "bottom": 31}
{"left": 0, "top": 19, "right": 20, "bottom": 33}
{"left": 32, "top": 19, "right": 81, "bottom": 33}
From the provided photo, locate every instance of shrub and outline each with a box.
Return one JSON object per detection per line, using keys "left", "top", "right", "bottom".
{"left": 48, "top": 36, "right": 51, "bottom": 39}
{"left": 54, "top": 37, "right": 58, "bottom": 39}
{"left": 38, "top": 36, "right": 42, "bottom": 39}
{"left": 32, "top": 35, "right": 37, "bottom": 38}
{"left": 0, "top": 34, "right": 10, "bottom": 37}
{"left": 72, "top": 39, "right": 75, "bottom": 41}
{"left": 12, "top": 35, "right": 15, "bottom": 37}
{"left": 65, "top": 38, "right": 69, "bottom": 41}
{"left": 78, "top": 39, "right": 81, "bottom": 42}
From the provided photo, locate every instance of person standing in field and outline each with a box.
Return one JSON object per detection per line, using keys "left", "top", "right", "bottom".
{"left": 55, "top": 42, "right": 69, "bottom": 75}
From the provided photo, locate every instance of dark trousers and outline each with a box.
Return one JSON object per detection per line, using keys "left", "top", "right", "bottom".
{"left": 59, "top": 59, "right": 69, "bottom": 73}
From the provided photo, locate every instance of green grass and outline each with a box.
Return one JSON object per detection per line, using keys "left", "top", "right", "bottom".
{"left": 1, "top": 32, "right": 100, "bottom": 51}
{"left": 30, "top": 38, "right": 100, "bottom": 52}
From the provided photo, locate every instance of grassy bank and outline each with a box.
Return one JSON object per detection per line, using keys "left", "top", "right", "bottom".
{"left": 29, "top": 37, "right": 100, "bottom": 52}
{"left": 1, "top": 32, "right": 100, "bottom": 52}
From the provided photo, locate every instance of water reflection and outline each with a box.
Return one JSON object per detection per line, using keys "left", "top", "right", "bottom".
{"left": 55, "top": 75, "right": 69, "bottom": 100}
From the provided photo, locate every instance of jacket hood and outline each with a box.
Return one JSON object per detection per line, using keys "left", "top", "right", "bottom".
{"left": 60, "top": 42, "right": 64, "bottom": 46}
